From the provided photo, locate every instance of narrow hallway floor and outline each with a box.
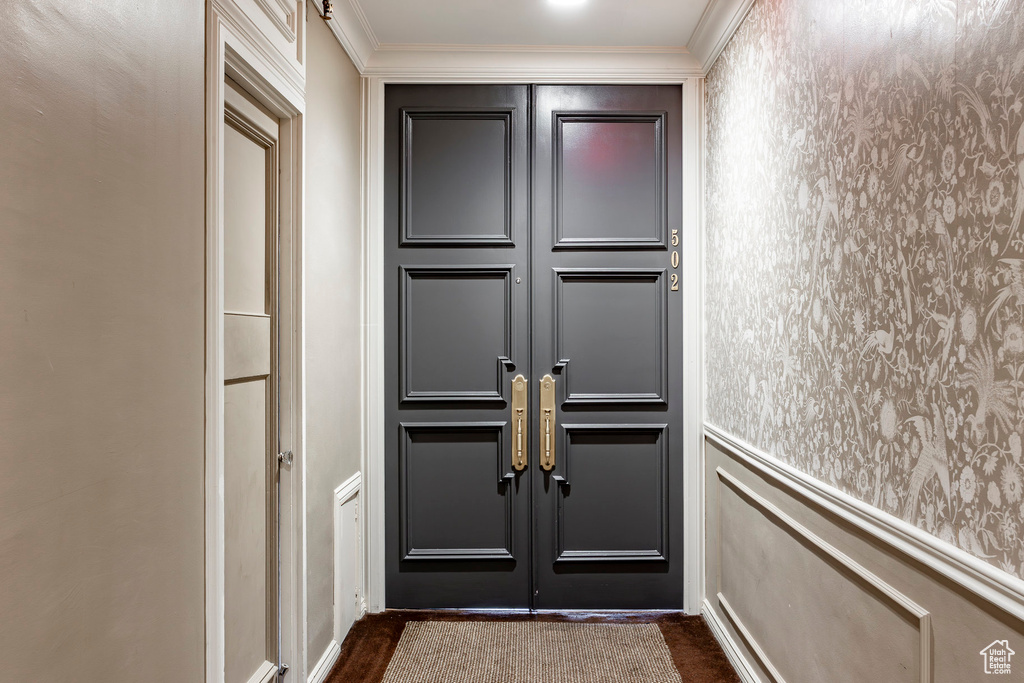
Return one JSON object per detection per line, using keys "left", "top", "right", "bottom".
{"left": 325, "top": 610, "right": 740, "bottom": 682}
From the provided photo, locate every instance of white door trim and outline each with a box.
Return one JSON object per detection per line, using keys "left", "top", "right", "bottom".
{"left": 361, "top": 74, "right": 705, "bottom": 614}
{"left": 207, "top": 3, "right": 307, "bottom": 681}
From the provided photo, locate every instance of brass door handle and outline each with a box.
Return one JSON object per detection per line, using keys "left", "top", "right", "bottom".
{"left": 511, "top": 374, "right": 528, "bottom": 471}
{"left": 539, "top": 374, "right": 555, "bottom": 471}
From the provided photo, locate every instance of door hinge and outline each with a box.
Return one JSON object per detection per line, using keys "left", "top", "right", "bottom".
{"left": 278, "top": 450, "right": 293, "bottom": 466}
{"left": 278, "top": 663, "right": 290, "bottom": 679}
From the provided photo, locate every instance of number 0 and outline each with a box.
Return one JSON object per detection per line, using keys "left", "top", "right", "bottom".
{"left": 670, "top": 273, "right": 679, "bottom": 291}
{"left": 671, "top": 250, "right": 679, "bottom": 268}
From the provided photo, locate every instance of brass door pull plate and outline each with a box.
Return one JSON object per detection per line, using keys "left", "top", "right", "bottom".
{"left": 540, "top": 374, "right": 556, "bottom": 471}
{"left": 512, "top": 374, "right": 528, "bottom": 471}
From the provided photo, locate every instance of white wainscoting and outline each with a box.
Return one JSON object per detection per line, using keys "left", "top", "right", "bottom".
{"left": 715, "top": 466, "right": 931, "bottom": 683}
{"left": 335, "top": 472, "right": 365, "bottom": 647}
{"left": 704, "top": 425, "right": 1024, "bottom": 683}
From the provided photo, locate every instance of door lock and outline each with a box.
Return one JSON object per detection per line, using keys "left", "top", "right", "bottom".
{"left": 539, "top": 374, "right": 556, "bottom": 471}
{"left": 511, "top": 374, "right": 528, "bottom": 471}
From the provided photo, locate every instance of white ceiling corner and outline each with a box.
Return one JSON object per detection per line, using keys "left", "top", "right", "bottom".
{"left": 322, "top": 0, "right": 755, "bottom": 78}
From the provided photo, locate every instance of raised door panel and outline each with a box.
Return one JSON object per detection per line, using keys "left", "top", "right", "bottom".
{"left": 223, "top": 121, "right": 269, "bottom": 315}
{"left": 555, "top": 269, "right": 667, "bottom": 404}
{"left": 401, "top": 267, "right": 515, "bottom": 402}
{"left": 556, "top": 425, "right": 668, "bottom": 563}
{"left": 224, "top": 380, "right": 272, "bottom": 683}
{"left": 555, "top": 115, "right": 666, "bottom": 249}
{"left": 400, "top": 424, "right": 514, "bottom": 560}
{"left": 403, "top": 112, "right": 514, "bottom": 245}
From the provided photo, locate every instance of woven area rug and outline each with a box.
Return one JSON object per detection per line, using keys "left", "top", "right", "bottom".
{"left": 380, "top": 621, "right": 683, "bottom": 683}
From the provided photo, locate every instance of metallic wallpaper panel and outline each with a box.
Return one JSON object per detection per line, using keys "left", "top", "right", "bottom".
{"left": 706, "top": 0, "right": 1024, "bottom": 578}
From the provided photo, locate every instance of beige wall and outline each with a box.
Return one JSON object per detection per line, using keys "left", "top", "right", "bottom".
{"left": 304, "top": 2, "right": 364, "bottom": 663}
{"left": 0, "top": 1, "right": 205, "bottom": 681}
{"left": 705, "top": 0, "right": 1024, "bottom": 579}
{"left": 706, "top": 437, "right": 1024, "bottom": 682}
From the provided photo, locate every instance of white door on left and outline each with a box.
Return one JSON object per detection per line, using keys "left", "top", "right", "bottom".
{"left": 222, "top": 75, "right": 281, "bottom": 683}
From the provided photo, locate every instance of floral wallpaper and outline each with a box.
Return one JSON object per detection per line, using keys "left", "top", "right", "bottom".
{"left": 706, "top": 0, "right": 1024, "bottom": 578}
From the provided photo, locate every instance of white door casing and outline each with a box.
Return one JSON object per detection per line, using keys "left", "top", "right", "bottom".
{"left": 359, "top": 74, "right": 704, "bottom": 615}
{"left": 207, "top": 2, "right": 306, "bottom": 681}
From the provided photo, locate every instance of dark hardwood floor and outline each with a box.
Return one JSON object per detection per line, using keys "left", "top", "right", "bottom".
{"left": 324, "top": 610, "right": 740, "bottom": 682}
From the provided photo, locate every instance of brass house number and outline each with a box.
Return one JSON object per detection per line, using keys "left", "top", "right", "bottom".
{"left": 670, "top": 229, "right": 680, "bottom": 291}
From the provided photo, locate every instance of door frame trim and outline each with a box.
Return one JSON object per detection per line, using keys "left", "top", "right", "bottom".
{"left": 362, "top": 75, "right": 705, "bottom": 614}
{"left": 206, "top": 3, "right": 306, "bottom": 681}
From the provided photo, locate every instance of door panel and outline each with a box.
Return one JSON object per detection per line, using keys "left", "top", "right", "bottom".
{"left": 532, "top": 85, "right": 683, "bottom": 609}
{"left": 556, "top": 115, "right": 666, "bottom": 248}
{"left": 400, "top": 423, "right": 514, "bottom": 560}
{"left": 224, "top": 379, "right": 271, "bottom": 683}
{"left": 224, "top": 121, "right": 270, "bottom": 314}
{"left": 403, "top": 113, "right": 514, "bottom": 244}
{"left": 555, "top": 269, "right": 668, "bottom": 403}
{"left": 385, "top": 85, "right": 531, "bottom": 608}
{"left": 223, "top": 76, "right": 279, "bottom": 682}
{"left": 401, "top": 267, "right": 514, "bottom": 401}
{"left": 556, "top": 425, "right": 668, "bottom": 562}
{"left": 385, "top": 84, "right": 683, "bottom": 610}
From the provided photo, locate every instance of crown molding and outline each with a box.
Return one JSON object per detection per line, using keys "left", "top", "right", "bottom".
{"left": 360, "top": 46, "right": 703, "bottom": 80}
{"left": 687, "top": 0, "right": 755, "bottom": 73}
{"left": 374, "top": 43, "right": 691, "bottom": 54}
{"left": 348, "top": 0, "right": 380, "bottom": 50}
{"left": 318, "top": 0, "right": 752, "bottom": 78}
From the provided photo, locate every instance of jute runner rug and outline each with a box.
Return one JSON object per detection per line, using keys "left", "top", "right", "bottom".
{"left": 380, "top": 621, "right": 683, "bottom": 683}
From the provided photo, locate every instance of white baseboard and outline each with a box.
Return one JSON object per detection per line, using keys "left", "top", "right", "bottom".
{"left": 307, "top": 639, "right": 340, "bottom": 683}
{"left": 701, "top": 599, "right": 761, "bottom": 683}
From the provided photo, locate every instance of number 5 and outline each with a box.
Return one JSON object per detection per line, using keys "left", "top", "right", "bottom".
{"left": 671, "top": 229, "right": 679, "bottom": 247}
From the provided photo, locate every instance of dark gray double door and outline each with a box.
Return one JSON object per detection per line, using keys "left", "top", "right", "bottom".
{"left": 385, "top": 84, "right": 683, "bottom": 609}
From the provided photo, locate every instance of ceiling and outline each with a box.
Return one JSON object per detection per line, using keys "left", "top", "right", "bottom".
{"left": 324, "top": 0, "right": 750, "bottom": 76}
{"left": 355, "top": 0, "right": 714, "bottom": 49}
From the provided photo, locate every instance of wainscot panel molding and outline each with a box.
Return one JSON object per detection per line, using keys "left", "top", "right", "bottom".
{"left": 705, "top": 426, "right": 1024, "bottom": 682}
{"left": 701, "top": 598, "right": 761, "bottom": 683}
{"left": 715, "top": 465, "right": 932, "bottom": 683}
{"left": 706, "top": 424, "right": 1024, "bottom": 623}
{"left": 307, "top": 639, "right": 341, "bottom": 683}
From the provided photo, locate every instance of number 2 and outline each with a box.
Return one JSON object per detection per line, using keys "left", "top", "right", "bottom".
{"left": 670, "top": 273, "right": 679, "bottom": 291}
